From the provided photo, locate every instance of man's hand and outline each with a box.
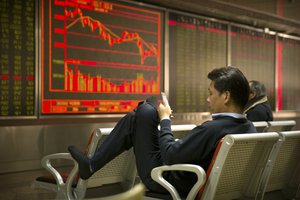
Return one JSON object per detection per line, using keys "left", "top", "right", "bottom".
{"left": 158, "top": 103, "right": 173, "bottom": 120}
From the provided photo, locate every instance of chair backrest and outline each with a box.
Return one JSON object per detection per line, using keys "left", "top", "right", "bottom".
{"left": 87, "top": 128, "right": 136, "bottom": 188}
{"left": 199, "top": 132, "right": 280, "bottom": 200}
{"left": 265, "top": 120, "right": 296, "bottom": 132}
{"left": 252, "top": 121, "right": 269, "bottom": 132}
{"left": 256, "top": 130, "right": 300, "bottom": 199}
{"left": 74, "top": 128, "right": 137, "bottom": 199}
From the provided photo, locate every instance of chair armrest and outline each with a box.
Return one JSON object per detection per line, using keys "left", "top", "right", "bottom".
{"left": 41, "top": 153, "right": 78, "bottom": 189}
{"left": 151, "top": 164, "right": 206, "bottom": 200}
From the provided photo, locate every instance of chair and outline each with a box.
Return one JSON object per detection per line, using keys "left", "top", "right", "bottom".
{"left": 150, "top": 164, "right": 206, "bottom": 200}
{"left": 148, "top": 132, "right": 281, "bottom": 200}
{"left": 31, "top": 128, "right": 137, "bottom": 200}
{"left": 252, "top": 120, "right": 296, "bottom": 133}
{"left": 86, "top": 129, "right": 136, "bottom": 190}
{"left": 265, "top": 120, "right": 296, "bottom": 132}
{"left": 32, "top": 124, "right": 197, "bottom": 200}
{"left": 256, "top": 130, "right": 300, "bottom": 200}
{"left": 252, "top": 121, "right": 269, "bottom": 132}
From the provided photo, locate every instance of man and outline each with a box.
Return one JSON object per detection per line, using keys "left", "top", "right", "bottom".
{"left": 68, "top": 66, "right": 256, "bottom": 196}
{"left": 244, "top": 80, "right": 273, "bottom": 122}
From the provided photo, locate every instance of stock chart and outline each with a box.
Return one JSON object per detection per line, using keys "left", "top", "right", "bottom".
{"left": 41, "top": 0, "right": 163, "bottom": 114}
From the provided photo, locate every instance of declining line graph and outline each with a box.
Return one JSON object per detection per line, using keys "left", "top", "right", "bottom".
{"left": 41, "top": 0, "right": 163, "bottom": 114}
{"left": 64, "top": 7, "right": 158, "bottom": 64}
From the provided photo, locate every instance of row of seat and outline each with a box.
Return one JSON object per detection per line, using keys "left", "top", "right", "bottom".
{"left": 252, "top": 120, "right": 296, "bottom": 132}
{"left": 31, "top": 124, "right": 197, "bottom": 199}
{"left": 31, "top": 120, "right": 299, "bottom": 199}
{"left": 149, "top": 130, "right": 300, "bottom": 200}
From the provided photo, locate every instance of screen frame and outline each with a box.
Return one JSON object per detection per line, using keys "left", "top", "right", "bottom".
{"left": 38, "top": 0, "right": 166, "bottom": 118}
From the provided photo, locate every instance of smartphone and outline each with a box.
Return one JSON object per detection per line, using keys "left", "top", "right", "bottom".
{"left": 161, "top": 92, "right": 173, "bottom": 118}
{"left": 161, "top": 92, "right": 169, "bottom": 105}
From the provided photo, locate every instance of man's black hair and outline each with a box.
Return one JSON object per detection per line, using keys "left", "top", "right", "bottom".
{"left": 208, "top": 66, "right": 250, "bottom": 109}
{"left": 249, "top": 80, "right": 266, "bottom": 98}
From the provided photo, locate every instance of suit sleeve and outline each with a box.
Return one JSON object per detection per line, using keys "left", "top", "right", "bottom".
{"left": 159, "top": 119, "right": 217, "bottom": 165}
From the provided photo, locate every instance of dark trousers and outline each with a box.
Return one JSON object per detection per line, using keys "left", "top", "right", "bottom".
{"left": 90, "top": 102, "right": 168, "bottom": 193}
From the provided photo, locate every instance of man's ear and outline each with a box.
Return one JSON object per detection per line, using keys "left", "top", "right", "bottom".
{"left": 249, "top": 91, "right": 256, "bottom": 100}
{"left": 223, "top": 91, "right": 230, "bottom": 104}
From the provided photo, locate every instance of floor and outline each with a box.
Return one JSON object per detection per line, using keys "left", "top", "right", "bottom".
{"left": 0, "top": 169, "right": 125, "bottom": 200}
{"left": 0, "top": 169, "right": 299, "bottom": 200}
{"left": 0, "top": 169, "right": 55, "bottom": 200}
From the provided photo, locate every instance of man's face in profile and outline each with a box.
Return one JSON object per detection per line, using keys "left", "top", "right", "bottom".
{"left": 207, "top": 81, "right": 227, "bottom": 114}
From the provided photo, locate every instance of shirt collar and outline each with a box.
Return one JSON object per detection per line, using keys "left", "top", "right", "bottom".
{"left": 211, "top": 112, "right": 247, "bottom": 120}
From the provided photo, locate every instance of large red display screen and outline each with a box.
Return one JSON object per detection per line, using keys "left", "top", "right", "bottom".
{"left": 41, "top": 0, "right": 163, "bottom": 114}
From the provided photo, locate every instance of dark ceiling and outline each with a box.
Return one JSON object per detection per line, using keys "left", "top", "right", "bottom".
{"left": 136, "top": 0, "right": 300, "bottom": 36}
